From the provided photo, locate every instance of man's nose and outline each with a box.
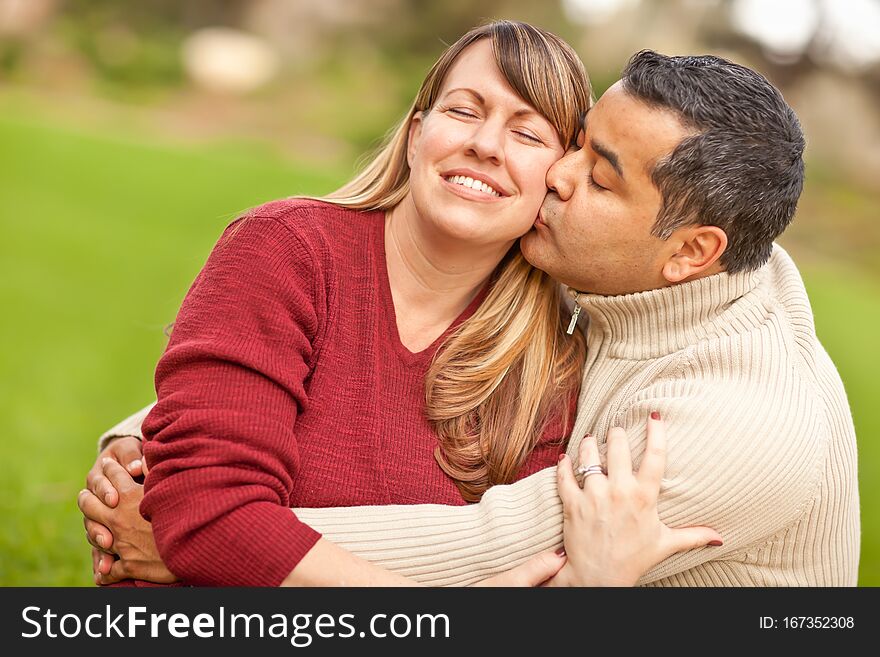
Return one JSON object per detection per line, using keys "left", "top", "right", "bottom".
{"left": 546, "top": 148, "right": 579, "bottom": 200}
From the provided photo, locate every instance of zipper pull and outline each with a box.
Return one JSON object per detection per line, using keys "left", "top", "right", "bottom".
{"left": 566, "top": 293, "right": 581, "bottom": 335}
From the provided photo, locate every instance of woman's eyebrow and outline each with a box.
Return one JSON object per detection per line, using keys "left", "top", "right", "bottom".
{"left": 443, "top": 88, "right": 540, "bottom": 118}
{"left": 443, "top": 87, "right": 485, "bottom": 103}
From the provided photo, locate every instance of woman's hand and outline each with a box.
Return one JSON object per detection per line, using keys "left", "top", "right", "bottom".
{"left": 471, "top": 550, "right": 568, "bottom": 587}
{"left": 78, "top": 459, "right": 178, "bottom": 585}
{"left": 546, "top": 413, "right": 723, "bottom": 587}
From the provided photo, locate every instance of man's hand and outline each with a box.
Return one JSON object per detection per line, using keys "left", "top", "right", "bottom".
{"left": 86, "top": 436, "right": 145, "bottom": 507}
{"left": 83, "top": 436, "right": 146, "bottom": 578}
{"left": 78, "top": 458, "right": 177, "bottom": 585}
{"left": 546, "top": 414, "right": 723, "bottom": 587}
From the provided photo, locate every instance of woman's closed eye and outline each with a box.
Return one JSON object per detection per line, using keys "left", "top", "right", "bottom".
{"left": 513, "top": 128, "right": 544, "bottom": 144}
{"left": 447, "top": 107, "right": 479, "bottom": 119}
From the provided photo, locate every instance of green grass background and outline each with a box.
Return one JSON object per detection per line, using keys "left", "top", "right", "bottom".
{"left": 1, "top": 110, "right": 876, "bottom": 586}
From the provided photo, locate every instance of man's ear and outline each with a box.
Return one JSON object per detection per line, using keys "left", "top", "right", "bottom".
{"left": 407, "top": 112, "right": 423, "bottom": 168}
{"left": 661, "top": 225, "right": 728, "bottom": 284}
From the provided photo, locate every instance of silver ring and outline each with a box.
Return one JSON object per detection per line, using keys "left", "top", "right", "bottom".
{"left": 574, "top": 464, "right": 606, "bottom": 478}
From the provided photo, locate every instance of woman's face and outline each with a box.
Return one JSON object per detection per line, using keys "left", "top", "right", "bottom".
{"left": 405, "top": 39, "right": 566, "bottom": 247}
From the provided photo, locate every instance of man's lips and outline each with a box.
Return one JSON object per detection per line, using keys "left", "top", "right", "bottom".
{"left": 536, "top": 193, "right": 561, "bottom": 229}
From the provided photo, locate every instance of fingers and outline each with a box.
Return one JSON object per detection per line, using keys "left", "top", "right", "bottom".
{"left": 663, "top": 526, "right": 724, "bottom": 561}
{"left": 86, "top": 465, "right": 119, "bottom": 509}
{"left": 636, "top": 412, "right": 667, "bottom": 490}
{"left": 557, "top": 453, "right": 581, "bottom": 507}
{"left": 558, "top": 433, "right": 603, "bottom": 504}
{"left": 92, "top": 548, "right": 116, "bottom": 583}
{"left": 605, "top": 426, "right": 633, "bottom": 483}
{"left": 576, "top": 432, "right": 607, "bottom": 493}
{"left": 96, "top": 559, "right": 177, "bottom": 586}
{"left": 576, "top": 433, "right": 601, "bottom": 472}
{"left": 77, "top": 488, "right": 112, "bottom": 527}
{"left": 90, "top": 548, "right": 116, "bottom": 581}
{"left": 101, "top": 458, "right": 136, "bottom": 495}
{"left": 112, "top": 436, "right": 146, "bottom": 477}
{"left": 96, "top": 558, "right": 129, "bottom": 586}
{"left": 96, "top": 550, "right": 115, "bottom": 576}
{"left": 86, "top": 437, "right": 143, "bottom": 507}
{"left": 83, "top": 516, "right": 114, "bottom": 552}
{"left": 506, "top": 551, "right": 567, "bottom": 587}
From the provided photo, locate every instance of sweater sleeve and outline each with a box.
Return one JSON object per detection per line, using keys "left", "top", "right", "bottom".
{"left": 97, "top": 403, "right": 154, "bottom": 451}
{"left": 140, "top": 214, "right": 323, "bottom": 586}
{"left": 295, "top": 469, "right": 562, "bottom": 586}
{"left": 619, "top": 375, "right": 826, "bottom": 585}
{"left": 296, "top": 374, "right": 824, "bottom": 587}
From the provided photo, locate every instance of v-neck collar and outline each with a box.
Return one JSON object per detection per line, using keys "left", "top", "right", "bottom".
{"left": 371, "top": 212, "right": 490, "bottom": 368}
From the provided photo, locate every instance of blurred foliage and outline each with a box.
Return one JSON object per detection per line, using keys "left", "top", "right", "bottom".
{"left": 57, "top": 19, "right": 183, "bottom": 92}
{"left": 0, "top": 39, "right": 24, "bottom": 75}
{"left": 54, "top": 1, "right": 185, "bottom": 94}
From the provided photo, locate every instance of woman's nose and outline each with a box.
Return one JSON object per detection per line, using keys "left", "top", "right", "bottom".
{"left": 464, "top": 118, "right": 505, "bottom": 165}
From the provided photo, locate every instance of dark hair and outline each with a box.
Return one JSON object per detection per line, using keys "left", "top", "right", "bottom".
{"left": 621, "top": 50, "right": 805, "bottom": 273}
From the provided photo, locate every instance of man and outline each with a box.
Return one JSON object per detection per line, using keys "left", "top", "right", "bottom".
{"left": 87, "top": 51, "right": 859, "bottom": 586}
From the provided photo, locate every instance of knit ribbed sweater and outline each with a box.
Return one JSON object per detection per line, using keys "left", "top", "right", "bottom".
{"left": 295, "top": 245, "right": 861, "bottom": 586}
{"left": 103, "top": 244, "right": 860, "bottom": 586}
{"left": 127, "top": 199, "right": 569, "bottom": 587}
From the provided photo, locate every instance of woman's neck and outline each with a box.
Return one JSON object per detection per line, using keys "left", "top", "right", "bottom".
{"left": 384, "top": 200, "right": 512, "bottom": 352}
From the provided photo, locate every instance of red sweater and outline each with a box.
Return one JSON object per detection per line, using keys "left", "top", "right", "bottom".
{"left": 141, "top": 199, "right": 570, "bottom": 586}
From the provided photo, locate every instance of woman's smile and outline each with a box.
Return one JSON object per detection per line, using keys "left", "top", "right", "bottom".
{"left": 440, "top": 169, "right": 508, "bottom": 203}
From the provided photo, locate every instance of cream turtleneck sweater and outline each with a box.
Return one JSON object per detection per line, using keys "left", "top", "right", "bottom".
{"left": 101, "top": 245, "right": 860, "bottom": 586}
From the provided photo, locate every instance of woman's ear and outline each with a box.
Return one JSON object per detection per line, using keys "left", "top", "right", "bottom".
{"left": 661, "top": 225, "right": 728, "bottom": 283}
{"left": 407, "top": 112, "right": 423, "bottom": 168}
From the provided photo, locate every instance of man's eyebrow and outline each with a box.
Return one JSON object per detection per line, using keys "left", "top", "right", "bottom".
{"left": 590, "top": 138, "right": 624, "bottom": 180}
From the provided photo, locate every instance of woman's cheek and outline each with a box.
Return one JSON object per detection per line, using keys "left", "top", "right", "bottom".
{"left": 519, "top": 163, "right": 554, "bottom": 206}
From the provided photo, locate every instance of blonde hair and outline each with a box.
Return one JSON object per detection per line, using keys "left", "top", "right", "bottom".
{"left": 316, "top": 20, "right": 590, "bottom": 501}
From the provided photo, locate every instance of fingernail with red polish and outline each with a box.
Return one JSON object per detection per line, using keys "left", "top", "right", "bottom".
{"left": 650, "top": 411, "right": 661, "bottom": 421}
{"left": 558, "top": 453, "right": 565, "bottom": 462}
{"left": 555, "top": 547, "right": 566, "bottom": 557}
{"left": 584, "top": 433, "right": 593, "bottom": 439}
{"left": 708, "top": 540, "right": 723, "bottom": 547}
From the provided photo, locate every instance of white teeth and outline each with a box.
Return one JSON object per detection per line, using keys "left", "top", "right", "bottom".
{"left": 444, "top": 175, "right": 501, "bottom": 197}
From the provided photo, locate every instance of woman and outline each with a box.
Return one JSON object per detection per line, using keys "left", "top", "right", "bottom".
{"left": 79, "top": 20, "right": 719, "bottom": 587}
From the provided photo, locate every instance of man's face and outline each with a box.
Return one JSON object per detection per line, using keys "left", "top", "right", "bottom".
{"left": 520, "top": 81, "right": 694, "bottom": 295}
